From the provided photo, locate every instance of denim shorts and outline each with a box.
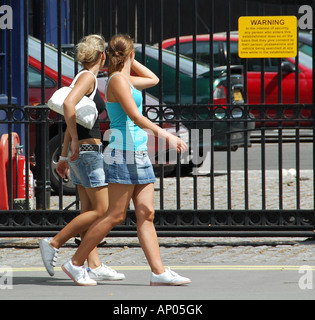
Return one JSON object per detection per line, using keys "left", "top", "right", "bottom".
{"left": 69, "top": 150, "right": 108, "bottom": 188}
{"left": 104, "top": 148, "right": 156, "bottom": 185}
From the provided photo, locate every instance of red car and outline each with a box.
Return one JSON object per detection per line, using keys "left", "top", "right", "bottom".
{"left": 161, "top": 32, "right": 313, "bottom": 126}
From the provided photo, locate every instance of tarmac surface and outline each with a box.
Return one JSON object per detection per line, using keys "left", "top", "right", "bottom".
{"left": 0, "top": 236, "right": 315, "bottom": 301}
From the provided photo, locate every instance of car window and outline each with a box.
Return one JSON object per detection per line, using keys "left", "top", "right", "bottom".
{"left": 246, "top": 58, "right": 280, "bottom": 72}
{"left": 29, "top": 36, "right": 81, "bottom": 79}
{"left": 137, "top": 46, "right": 210, "bottom": 77}
{"left": 169, "top": 38, "right": 312, "bottom": 73}
{"left": 29, "top": 65, "right": 56, "bottom": 88}
{"left": 229, "top": 41, "right": 243, "bottom": 66}
{"left": 196, "top": 41, "right": 220, "bottom": 67}
{"left": 168, "top": 41, "right": 221, "bottom": 67}
{"left": 299, "top": 42, "right": 312, "bottom": 57}
{"left": 227, "top": 41, "right": 281, "bottom": 72}
{"left": 291, "top": 50, "right": 312, "bottom": 69}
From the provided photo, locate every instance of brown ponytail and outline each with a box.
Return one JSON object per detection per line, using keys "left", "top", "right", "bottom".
{"left": 107, "top": 34, "right": 134, "bottom": 75}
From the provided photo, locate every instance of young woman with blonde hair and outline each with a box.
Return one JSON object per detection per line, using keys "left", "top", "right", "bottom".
{"left": 62, "top": 34, "right": 191, "bottom": 286}
{"left": 39, "top": 34, "right": 125, "bottom": 286}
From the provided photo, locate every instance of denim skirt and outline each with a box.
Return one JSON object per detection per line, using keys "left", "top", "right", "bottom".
{"left": 69, "top": 150, "right": 108, "bottom": 188}
{"left": 104, "top": 148, "right": 156, "bottom": 185}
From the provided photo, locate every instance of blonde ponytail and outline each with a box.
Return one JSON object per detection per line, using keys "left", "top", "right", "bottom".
{"left": 76, "top": 34, "right": 106, "bottom": 65}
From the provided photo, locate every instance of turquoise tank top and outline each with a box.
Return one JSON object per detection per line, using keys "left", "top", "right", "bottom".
{"left": 105, "top": 73, "right": 148, "bottom": 151}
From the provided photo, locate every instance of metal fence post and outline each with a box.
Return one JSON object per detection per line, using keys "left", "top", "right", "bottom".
{"left": 35, "top": 0, "right": 51, "bottom": 210}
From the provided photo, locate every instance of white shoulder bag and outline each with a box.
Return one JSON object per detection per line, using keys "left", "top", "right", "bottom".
{"left": 48, "top": 70, "right": 99, "bottom": 130}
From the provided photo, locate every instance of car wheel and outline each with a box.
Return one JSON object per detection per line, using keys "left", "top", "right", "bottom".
{"left": 49, "top": 135, "right": 76, "bottom": 195}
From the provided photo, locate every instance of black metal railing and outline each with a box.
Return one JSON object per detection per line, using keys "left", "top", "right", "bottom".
{"left": 0, "top": 0, "right": 314, "bottom": 237}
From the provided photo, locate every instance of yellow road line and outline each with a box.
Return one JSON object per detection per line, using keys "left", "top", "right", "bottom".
{"left": 166, "top": 265, "right": 315, "bottom": 271}
{"left": 1, "top": 265, "right": 315, "bottom": 273}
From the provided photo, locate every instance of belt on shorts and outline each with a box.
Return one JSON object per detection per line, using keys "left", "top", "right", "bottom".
{"left": 79, "top": 144, "right": 103, "bottom": 153}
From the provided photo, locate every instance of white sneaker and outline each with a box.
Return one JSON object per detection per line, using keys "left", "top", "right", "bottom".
{"left": 39, "top": 238, "right": 59, "bottom": 277}
{"left": 88, "top": 264, "right": 125, "bottom": 281}
{"left": 62, "top": 259, "right": 97, "bottom": 286}
{"left": 150, "top": 268, "right": 191, "bottom": 286}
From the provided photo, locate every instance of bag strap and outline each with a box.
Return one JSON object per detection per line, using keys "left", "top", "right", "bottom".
{"left": 70, "top": 70, "right": 98, "bottom": 100}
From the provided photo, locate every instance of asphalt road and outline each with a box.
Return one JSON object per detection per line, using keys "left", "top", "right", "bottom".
{"left": 0, "top": 237, "right": 315, "bottom": 302}
{"left": 202, "top": 142, "right": 314, "bottom": 172}
{"left": 0, "top": 267, "right": 314, "bottom": 301}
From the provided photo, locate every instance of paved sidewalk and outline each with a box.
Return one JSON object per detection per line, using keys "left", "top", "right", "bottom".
{"left": 0, "top": 237, "right": 315, "bottom": 301}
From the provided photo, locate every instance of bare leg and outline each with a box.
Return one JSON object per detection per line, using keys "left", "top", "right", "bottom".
{"left": 83, "top": 186, "right": 109, "bottom": 269}
{"left": 72, "top": 184, "right": 134, "bottom": 266}
{"left": 81, "top": 230, "right": 102, "bottom": 269}
{"left": 132, "top": 183, "right": 165, "bottom": 275}
{"left": 50, "top": 185, "right": 108, "bottom": 260}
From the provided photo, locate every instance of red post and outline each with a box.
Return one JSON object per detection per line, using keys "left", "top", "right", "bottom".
{"left": 0, "top": 133, "right": 20, "bottom": 210}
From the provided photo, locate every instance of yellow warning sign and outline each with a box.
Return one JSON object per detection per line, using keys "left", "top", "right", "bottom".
{"left": 238, "top": 16, "right": 297, "bottom": 58}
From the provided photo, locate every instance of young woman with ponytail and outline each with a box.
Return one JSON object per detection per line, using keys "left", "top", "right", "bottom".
{"left": 39, "top": 35, "right": 125, "bottom": 286}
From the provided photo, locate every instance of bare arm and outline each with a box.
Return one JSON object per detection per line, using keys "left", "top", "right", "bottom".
{"left": 56, "top": 128, "right": 71, "bottom": 178}
{"left": 130, "top": 59, "right": 159, "bottom": 91}
{"left": 109, "top": 74, "right": 187, "bottom": 153}
{"left": 60, "top": 128, "right": 71, "bottom": 158}
{"left": 63, "top": 72, "right": 95, "bottom": 161}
